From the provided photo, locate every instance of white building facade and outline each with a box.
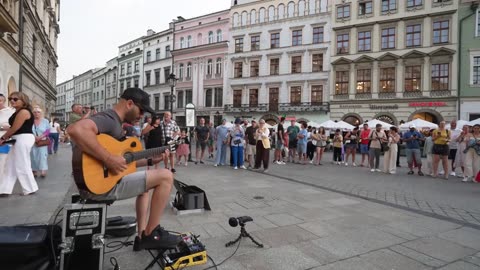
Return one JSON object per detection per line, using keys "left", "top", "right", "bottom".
{"left": 226, "top": 0, "right": 331, "bottom": 125}
{"left": 92, "top": 67, "right": 106, "bottom": 112}
{"left": 54, "top": 80, "right": 67, "bottom": 123}
{"left": 117, "top": 37, "right": 143, "bottom": 95}
{"left": 64, "top": 79, "right": 75, "bottom": 122}
{"left": 74, "top": 69, "right": 93, "bottom": 109}
{"left": 329, "top": 0, "right": 459, "bottom": 126}
{"left": 142, "top": 28, "right": 173, "bottom": 113}
{"left": 105, "top": 57, "right": 118, "bottom": 110}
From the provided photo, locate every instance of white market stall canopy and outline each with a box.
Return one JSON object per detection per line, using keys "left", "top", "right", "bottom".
{"left": 446, "top": 120, "right": 470, "bottom": 130}
{"left": 318, "top": 120, "right": 355, "bottom": 130}
{"left": 366, "top": 119, "right": 394, "bottom": 129}
{"left": 399, "top": 119, "right": 438, "bottom": 131}
{"left": 468, "top": 118, "right": 480, "bottom": 126}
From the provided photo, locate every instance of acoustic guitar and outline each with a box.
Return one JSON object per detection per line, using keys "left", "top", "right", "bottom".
{"left": 73, "top": 134, "right": 177, "bottom": 195}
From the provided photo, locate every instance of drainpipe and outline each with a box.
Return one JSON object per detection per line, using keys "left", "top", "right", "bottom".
{"left": 458, "top": 2, "right": 479, "bottom": 118}
{"left": 18, "top": 0, "right": 24, "bottom": 91}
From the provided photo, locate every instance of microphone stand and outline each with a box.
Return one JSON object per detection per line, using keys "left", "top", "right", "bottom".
{"left": 225, "top": 223, "right": 263, "bottom": 248}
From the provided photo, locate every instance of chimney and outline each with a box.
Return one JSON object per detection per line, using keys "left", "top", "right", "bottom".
{"left": 147, "top": 29, "right": 155, "bottom": 36}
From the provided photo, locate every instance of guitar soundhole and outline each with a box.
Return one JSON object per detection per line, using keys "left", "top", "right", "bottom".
{"left": 131, "top": 141, "right": 137, "bottom": 148}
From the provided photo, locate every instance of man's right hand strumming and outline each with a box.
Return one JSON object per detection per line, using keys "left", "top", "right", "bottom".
{"left": 104, "top": 155, "right": 128, "bottom": 175}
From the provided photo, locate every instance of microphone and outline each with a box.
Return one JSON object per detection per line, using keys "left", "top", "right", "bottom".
{"left": 228, "top": 216, "right": 253, "bottom": 227}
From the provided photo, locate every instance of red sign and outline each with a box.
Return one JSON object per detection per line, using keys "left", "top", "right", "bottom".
{"left": 409, "top": 102, "right": 447, "bottom": 107}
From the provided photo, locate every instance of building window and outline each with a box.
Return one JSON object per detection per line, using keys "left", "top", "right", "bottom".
{"left": 358, "top": 31, "right": 371, "bottom": 52}
{"left": 249, "top": 89, "right": 258, "bottom": 107}
{"left": 205, "top": 89, "right": 212, "bottom": 107}
{"left": 134, "top": 60, "right": 139, "bottom": 72}
{"left": 214, "top": 88, "right": 223, "bottom": 107}
{"left": 406, "top": 24, "right": 422, "bottom": 47}
{"left": 477, "top": 9, "right": 480, "bottom": 37}
{"left": 178, "top": 64, "right": 184, "bottom": 79}
{"left": 431, "top": 63, "right": 449, "bottom": 91}
{"left": 126, "top": 80, "right": 131, "bottom": 88}
{"left": 121, "top": 64, "right": 125, "bottom": 76}
{"left": 155, "top": 69, "right": 160, "bottom": 84}
{"left": 164, "top": 95, "right": 169, "bottom": 110}
{"left": 156, "top": 48, "right": 160, "bottom": 60}
{"left": 207, "top": 59, "right": 213, "bottom": 75}
{"left": 291, "top": 56, "right": 302, "bottom": 73}
{"left": 407, "top": 0, "right": 422, "bottom": 8}
{"left": 127, "top": 62, "right": 132, "bottom": 74}
{"left": 270, "top": 58, "right": 279, "bottom": 75}
{"left": 146, "top": 51, "right": 151, "bottom": 62}
{"left": 180, "top": 37, "right": 185, "bottom": 48}
{"left": 313, "top": 27, "right": 324, "bottom": 44}
{"left": 271, "top": 33, "right": 280, "bottom": 48}
{"left": 356, "top": 69, "right": 372, "bottom": 93}
{"left": 164, "top": 67, "right": 170, "bottom": 83}
{"left": 165, "top": 46, "right": 171, "bottom": 57}
{"left": 187, "top": 35, "right": 192, "bottom": 47}
{"left": 359, "top": 1, "right": 373, "bottom": 16}
{"left": 145, "top": 71, "right": 151, "bottom": 86}
{"left": 381, "top": 27, "right": 396, "bottom": 49}
{"left": 234, "top": 62, "right": 243, "bottom": 78}
{"left": 312, "top": 54, "right": 323, "bottom": 72}
{"left": 186, "top": 63, "right": 192, "bottom": 79}
{"left": 251, "top": 35, "right": 260, "bottom": 51}
{"left": 433, "top": 20, "right": 449, "bottom": 44}
{"left": 380, "top": 67, "right": 396, "bottom": 92}
{"left": 292, "top": 30, "right": 302, "bottom": 46}
{"left": 311, "top": 85, "right": 323, "bottom": 104}
{"left": 185, "top": 90, "right": 193, "bottom": 104}
{"left": 216, "top": 58, "right": 222, "bottom": 75}
{"left": 32, "top": 35, "right": 37, "bottom": 66}
{"left": 233, "top": 90, "right": 242, "bottom": 107}
{"left": 177, "top": 91, "right": 184, "bottom": 109}
{"left": 217, "top": 30, "right": 223, "bottom": 42}
{"left": 337, "top": 5, "right": 350, "bottom": 19}
{"left": 382, "top": 0, "right": 396, "bottom": 12}
{"left": 473, "top": 56, "right": 480, "bottom": 85}
{"left": 235, "top": 37, "right": 243, "bottom": 52}
{"left": 335, "top": 71, "right": 349, "bottom": 95}
{"left": 250, "top": 60, "right": 259, "bottom": 77}
{"left": 208, "top": 31, "right": 214, "bottom": 43}
{"left": 337, "top": 33, "right": 349, "bottom": 54}
{"left": 120, "top": 82, "right": 124, "bottom": 91}
{"left": 405, "top": 66, "right": 422, "bottom": 92}
{"left": 290, "top": 86, "right": 301, "bottom": 104}
{"left": 134, "top": 79, "right": 139, "bottom": 88}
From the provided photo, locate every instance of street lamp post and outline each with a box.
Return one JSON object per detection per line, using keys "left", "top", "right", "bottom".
{"left": 167, "top": 73, "right": 178, "bottom": 116}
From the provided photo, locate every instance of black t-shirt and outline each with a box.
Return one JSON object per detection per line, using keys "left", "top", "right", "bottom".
{"left": 195, "top": 125, "right": 209, "bottom": 141}
{"left": 9, "top": 108, "right": 33, "bottom": 135}
{"left": 245, "top": 126, "right": 257, "bottom": 145}
{"left": 277, "top": 124, "right": 284, "bottom": 141}
{"left": 146, "top": 125, "right": 163, "bottom": 149}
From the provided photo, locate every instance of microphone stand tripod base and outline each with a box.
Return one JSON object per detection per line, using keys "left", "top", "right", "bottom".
{"left": 225, "top": 224, "right": 263, "bottom": 248}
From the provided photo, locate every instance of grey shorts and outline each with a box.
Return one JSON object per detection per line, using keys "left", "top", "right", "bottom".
{"left": 405, "top": 148, "right": 422, "bottom": 166}
{"left": 297, "top": 143, "right": 307, "bottom": 154}
{"left": 80, "top": 171, "right": 147, "bottom": 201}
{"left": 275, "top": 140, "right": 284, "bottom": 150}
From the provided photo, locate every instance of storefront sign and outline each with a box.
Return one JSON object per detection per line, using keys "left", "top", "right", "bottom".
{"left": 409, "top": 102, "right": 447, "bottom": 107}
{"left": 369, "top": 104, "right": 399, "bottom": 110}
{"left": 339, "top": 105, "right": 363, "bottom": 109}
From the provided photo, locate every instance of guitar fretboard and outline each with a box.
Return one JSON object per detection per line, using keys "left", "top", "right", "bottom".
{"left": 124, "top": 146, "right": 168, "bottom": 164}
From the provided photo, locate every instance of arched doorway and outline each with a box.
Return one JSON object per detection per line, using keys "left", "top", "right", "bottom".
{"left": 374, "top": 112, "right": 397, "bottom": 126}
{"left": 409, "top": 109, "right": 443, "bottom": 124}
{"left": 7, "top": 77, "right": 16, "bottom": 96}
{"left": 342, "top": 113, "right": 362, "bottom": 127}
{"left": 261, "top": 113, "right": 279, "bottom": 126}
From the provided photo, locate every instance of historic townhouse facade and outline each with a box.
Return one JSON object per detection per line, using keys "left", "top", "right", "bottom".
{"left": 171, "top": 10, "right": 230, "bottom": 127}
{"left": 73, "top": 69, "right": 93, "bottom": 109}
{"left": 63, "top": 78, "right": 74, "bottom": 122}
{"left": 226, "top": 0, "right": 331, "bottom": 125}
{"left": 117, "top": 37, "right": 143, "bottom": 95}
{"left": 142, "top": 27, "right": 174, "bottom": 113}
{"left": 1, "top": 0, "right": 60, "bottom": 115}
{"left": 55, "top": 78, "right": 71, "bottom": 123}
{"left": 104, "top": 57, "right": 118, "bottom": 110}
{"left": 458, "top": 0, "right": 480, "bottom": 121}
{"left": 91, "top": 67, "right": 106, "bottom": 112}
{"left": 330, "top": 0, "right": 459, "bottom": 126}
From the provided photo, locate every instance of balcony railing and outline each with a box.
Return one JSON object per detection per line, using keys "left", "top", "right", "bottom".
{"left": 403, "top": 90, "right": 423, "bottom": 98}
{"left": 224, "top": 103, "right": 269, "bottom": 113}
{"left": 430, "top": 90, "right": 451, "bottom": 97}
{"left": 279, "top": 102, "right": 329, "bottom": 112}
{"left": 355, "top": 93, "right": 372, "bottom": 99}
{"left": 378, "top": 92, "right": 396, "bottom": 99}
{"left": 333, "top": 94, "right": 349, "bottom": 100}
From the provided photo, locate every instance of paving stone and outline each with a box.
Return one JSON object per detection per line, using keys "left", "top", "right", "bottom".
{"left": 251, "top": 225, "right": 319, "bottom": 247}
{"left": 326, "top": 197, "right": 361, "bottom": 206}
{"left": 376, "top": 225, "right": 419, "bottom": 241}
{"left": 402, "top": 237, "right": 477, "bottom": 262}
{"left": 385, "top": 216, "right": 461, "bottom": 237}
{"left": 249, "top": 216, "right": 278, "bottom": 229}
{"left": 439, "top": 227, "right": 480, "bottom": 250}
{"left": 310, "top": 227, "right": 404, "bottom": 259}
{"left": 293, "top": 240, "right": 340, "bottom": 265}
{"left": 389, "top": 245, "right": 446, "bottom": 267}
{"left": 297, "top": 220, "right": 334, "bottom": 237}
{"left": 235, "top": 245, "right": 319, "bottom": 270}
{"left": 322, "top": 213, "right": 387, "bottom": 231}
{"left": 290, "top": 207, "right": 348, "bottom": 222}
{"left": 438, "top": 261, "right": 480, "bottom": 270}
{"left": 263, "top": 213, "right": 304, "bottom": 226}
{"left": 465, "top": 255, "right": 480, "bottom": 267}
{"left": 310, "top": 256, "right": 384, "bottom": 270}
{"left": 359, "top": 249, "right": 433, "bottom": 270}
{"left": 202, "top": 222, "right": 230, "bottom": 238}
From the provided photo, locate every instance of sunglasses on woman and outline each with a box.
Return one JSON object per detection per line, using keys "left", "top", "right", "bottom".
{"left": 8, "top": 97, "right": 19, "bottom": 102}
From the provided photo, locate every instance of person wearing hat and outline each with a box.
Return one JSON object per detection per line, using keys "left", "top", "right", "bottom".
{"left": 402, "top": 124, "right": 425, "bottom": 176}
{"left": 67, "top": 88, "right": 181, "bottom": 250}
{"left": 229, "top": 118, "right": 247, "bottom": 169}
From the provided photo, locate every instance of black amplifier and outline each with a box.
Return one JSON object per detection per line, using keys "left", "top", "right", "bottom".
{"left": 60, "top": 203, "right": 106, "bottom": 270}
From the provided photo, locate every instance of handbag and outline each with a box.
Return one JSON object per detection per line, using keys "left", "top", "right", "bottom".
{"left": 381, "top": 142, "right": 390, "bottom": 152}
{"left": 34, "top": 123, "right": 50, "bottom": 147}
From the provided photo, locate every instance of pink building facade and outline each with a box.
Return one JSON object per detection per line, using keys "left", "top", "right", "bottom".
{"left": 171, "top": 10, "right": 230, "bottom": 127}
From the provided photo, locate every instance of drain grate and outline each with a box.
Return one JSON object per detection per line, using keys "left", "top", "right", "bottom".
{"left": 253, "top": 196, "right": 264, "bottom": 200}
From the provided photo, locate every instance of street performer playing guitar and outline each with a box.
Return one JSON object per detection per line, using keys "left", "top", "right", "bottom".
{"left": 67, "top": 87, "right": 181, "bottom": 250}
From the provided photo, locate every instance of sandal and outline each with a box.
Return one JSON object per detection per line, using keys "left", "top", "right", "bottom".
{"left": 408, "top": 171, "right": 414, "bottom": 175}
{"left": 418, "top": 171, "right": 424, "bottom": 176}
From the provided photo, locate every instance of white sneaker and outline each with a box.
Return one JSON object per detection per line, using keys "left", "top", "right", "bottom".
{"left": 275, "top": 161, "right": 282, "bottom": 165}
{"left": 337, "top": 162, "right": 341, "bottom": 165}
{"left": 345, "top": 163, "right": 348, "bottom": 167}
{"left": 450, "top": 172, "right": 456, "bottom": 176}
{"left": 214, "top": 164, "right": 218, "bottom": 167}
{"left": 457, "top": 173, "right": 464, "bottom": 178}
{"left": 185, "top": 162, "right": 188, "bottom": 167}
{"left": 310, "top": 160, "right": 313, "bottom": 164}
{"left": 439, "top": 171, "right": 445, "bottom": 175}
{"left": 234, "top": 166, "right": 238, "bottom": 170}
{"left": 375, "top": 169, "right": 382, "bottom": 172}
{"left": 462, "top": 176, "right": 470, "bottom": 182}
{"left": 370, "top": 169, "right": 375, "bottom": 172}
{"left": 240, "top": 165, "right": 247, "bottom": 169}
{"left": 281, "top": 161, "right": 286, "bottom": 165}
{"left": 353, "top": 163, "right": 357, "bottom": 167}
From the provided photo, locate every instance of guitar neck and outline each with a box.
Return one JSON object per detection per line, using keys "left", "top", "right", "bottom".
{"left": 125, "top": 146, "right": 168, "bottom": 163}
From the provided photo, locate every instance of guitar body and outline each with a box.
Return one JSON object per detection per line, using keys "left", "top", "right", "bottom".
{"left": 74, "top": 134, "right": 143, "bottom": 195}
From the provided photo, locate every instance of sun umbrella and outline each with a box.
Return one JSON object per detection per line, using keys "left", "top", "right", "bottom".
{"left": 366, "top": 119, "right": 393, "bottom": 129}
{"left": 399, "top": 119, "right": 438, "bottom": 131}
{"left": 446, "top": 120, "right": 470, "bottom": 130}
{"left": 468, "top": 118, "right": 480, "bottom": 126}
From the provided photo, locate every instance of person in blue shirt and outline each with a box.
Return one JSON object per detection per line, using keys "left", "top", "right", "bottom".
{"left": 214, "top": 119, "right": 230, "bottom": 167}
{"left": 403, "top": 124, "right": 425, "bottom": 176}
{"left": 296, "top": 122, "right": 308, "bottom": 165}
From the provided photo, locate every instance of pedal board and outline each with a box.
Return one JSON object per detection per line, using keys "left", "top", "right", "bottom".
{"left": 153, "top": 233, "right": 207, "bottom": 270}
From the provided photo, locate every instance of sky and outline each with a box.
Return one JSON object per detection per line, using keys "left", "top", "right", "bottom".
{"left": 57, "top": 0, "right": 231, "bottom": 83}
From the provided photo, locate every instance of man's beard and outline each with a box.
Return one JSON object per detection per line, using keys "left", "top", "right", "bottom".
{"left": 125, "top": 108, "right": 138, "bottom": 123}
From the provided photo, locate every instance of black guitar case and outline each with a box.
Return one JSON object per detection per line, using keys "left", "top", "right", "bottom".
{"left": 106, "top": 216, "right": 137, "bottom": 237}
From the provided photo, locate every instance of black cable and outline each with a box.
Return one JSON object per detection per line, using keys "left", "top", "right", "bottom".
{"left": 110, "top": 257, "right": 120, "bottom": 270}
{"left": 104, "top": 235, "right": 133, "bottom": 254}
{"left": 200, "top": 237, "right": 241, "bottom": 270}
{"left": 50, "top": 206, "right": 64, "bottom": 268}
